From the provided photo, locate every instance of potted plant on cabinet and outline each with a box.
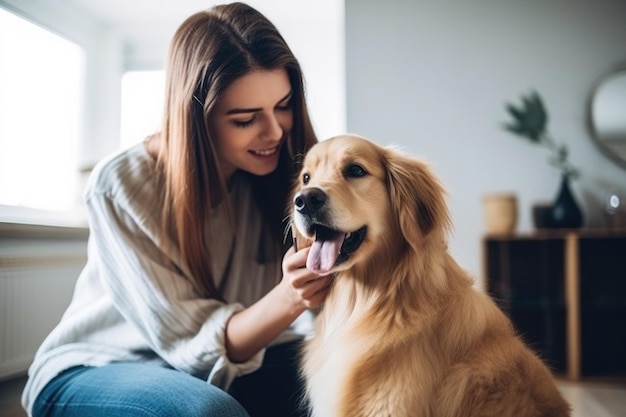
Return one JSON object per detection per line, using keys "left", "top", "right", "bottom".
{"left": 503, "top": 90, "right": 583, "bottom": 229}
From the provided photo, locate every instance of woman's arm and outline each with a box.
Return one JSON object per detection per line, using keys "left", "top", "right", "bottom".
{"left": 224, "top": 245, "right": 332, "bottom": 363}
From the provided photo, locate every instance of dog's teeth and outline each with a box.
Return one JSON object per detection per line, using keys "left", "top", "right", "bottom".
{"left": 346, "top": 232, "right": 351, "bottom": 239}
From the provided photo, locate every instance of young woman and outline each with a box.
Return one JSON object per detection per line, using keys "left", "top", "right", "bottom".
{"left": 22, "top": 3, "right": 331, "bottom": 416}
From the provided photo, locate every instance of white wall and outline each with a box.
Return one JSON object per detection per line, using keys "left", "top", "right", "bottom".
{"left": 346, "top": 0, "right": 626, "bottom": 287}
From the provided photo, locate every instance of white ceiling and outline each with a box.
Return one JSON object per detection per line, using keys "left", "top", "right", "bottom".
{"left": 60, "top": 0, "right": 335, "bottom": 28}
{"left": 45, "top": 0, "right": 341, "bottom": 70}
{"left": 64, "top": 0, "right": 217, "bottom": 24}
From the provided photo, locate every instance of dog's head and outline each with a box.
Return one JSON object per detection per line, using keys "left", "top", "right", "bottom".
{"left": 290, "top": 134, "right": 451, "bottom": 275}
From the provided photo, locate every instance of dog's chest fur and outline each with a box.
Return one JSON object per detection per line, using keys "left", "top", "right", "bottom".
{"left": 303, "top": 277, "right": 441, "bottom": 417}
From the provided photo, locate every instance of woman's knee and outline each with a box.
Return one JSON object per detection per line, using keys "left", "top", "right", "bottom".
{"left": 104, "top": 364, "right": 250, "bottom": 417}
{"left": 144, "top": 383, "right": 249, "bottom": 417}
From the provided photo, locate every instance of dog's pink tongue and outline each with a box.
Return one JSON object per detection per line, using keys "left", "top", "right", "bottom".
{"left": 307, "top": 236, "right": 343, "bottom": 274}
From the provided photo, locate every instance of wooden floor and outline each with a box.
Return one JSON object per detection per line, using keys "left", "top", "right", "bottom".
{"left": 557, "top": 378, "right": 626, "bottom": 417}
{"left": 1, "top": 375, "right": 625, "bottom": 417}
{"left": 0, "top": 376, "right": 27, "bottom": 417}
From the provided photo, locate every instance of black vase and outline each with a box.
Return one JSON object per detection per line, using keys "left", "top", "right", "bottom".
{"left": 549, "top": 175, "right": 583, "bottom": 229}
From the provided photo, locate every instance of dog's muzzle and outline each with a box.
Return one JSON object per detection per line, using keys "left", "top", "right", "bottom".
{"left": 293, "top": 187, "right": 367, "bottom": 274}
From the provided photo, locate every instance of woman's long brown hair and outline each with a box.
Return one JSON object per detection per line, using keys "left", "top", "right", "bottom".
{"left": 157, "top": 2, "right": 318, "bottom": 299}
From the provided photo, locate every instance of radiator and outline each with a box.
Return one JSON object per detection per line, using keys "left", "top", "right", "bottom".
{"left": 0, "top": 224, "right": 88, "bottom": 381}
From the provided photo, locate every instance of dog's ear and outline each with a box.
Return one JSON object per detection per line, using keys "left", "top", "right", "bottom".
{"left": 384, "top": 150, "right": 451, "bottom": 247}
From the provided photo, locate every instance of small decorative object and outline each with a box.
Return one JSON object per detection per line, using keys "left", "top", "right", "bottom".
{"left": 483, "top": 193, "right": 518, "bottom": 234}
{"left": 531, "top": 201, "right": 553, "bottom": 229}
{"left": 550, "top": 175, "right": 583, "bottom": 228}
{"left": 605, "top": 190, "right": 625, "bottom": 229}
{"left": 503, "top": 90, "right": 584, "bottom": 229}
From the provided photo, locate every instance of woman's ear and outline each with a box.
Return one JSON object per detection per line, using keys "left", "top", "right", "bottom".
{"left": 384, "top": 150, "right": 451, "bottom": 248}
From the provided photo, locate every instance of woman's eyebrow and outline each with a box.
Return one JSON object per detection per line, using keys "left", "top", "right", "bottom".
{"left": 225, "top": 90, "right": 292, "bottom": 115}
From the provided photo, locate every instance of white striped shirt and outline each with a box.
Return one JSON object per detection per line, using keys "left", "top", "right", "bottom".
{"left": 22, "top": 142, "right": 314, "bottom": 416}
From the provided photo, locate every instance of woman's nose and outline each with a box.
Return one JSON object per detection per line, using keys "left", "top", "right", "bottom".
{"left": 263, "top": 113, "right": 284, "bottom": 141}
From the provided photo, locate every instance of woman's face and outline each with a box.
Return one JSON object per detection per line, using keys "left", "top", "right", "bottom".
{"left": 210, "top": 69, "right": 294, "bottom": 180}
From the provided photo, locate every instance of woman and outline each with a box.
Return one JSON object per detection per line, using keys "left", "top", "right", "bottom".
{"left": 22, "top": 3, "right": 331, "bottom": 416}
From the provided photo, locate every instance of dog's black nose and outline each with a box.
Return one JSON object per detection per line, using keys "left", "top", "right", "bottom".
{"left": 294, "top": 187, "right": 327, "bottom": 215}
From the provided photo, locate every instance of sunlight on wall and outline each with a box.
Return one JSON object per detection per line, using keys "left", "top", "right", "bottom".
{"left": 120, "top": 70, "right": 165, "bottom": 148}
{"left": 0, "top": 8, "right": 84, "bottom": 213}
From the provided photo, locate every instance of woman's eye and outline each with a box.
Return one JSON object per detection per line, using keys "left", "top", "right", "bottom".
{"left": 276, "top": 103, "right": 292, "bottom": 112}
{"left": 276, "top": 95, "right": 293, "bottom": 111}
{"left": 344, "top": 164, "right": 367, "bottom": 178}
{"left": 233, "top": 118, "right": 254, "bottom": 128}
{"left": 302, "top": 173, "right": 310, "bottom": 184}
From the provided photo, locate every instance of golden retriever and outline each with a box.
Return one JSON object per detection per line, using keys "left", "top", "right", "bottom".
{"left": 290, "top": 134, "right": 570, "bottom": 417}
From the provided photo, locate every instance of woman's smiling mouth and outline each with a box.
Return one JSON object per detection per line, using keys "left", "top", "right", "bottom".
{"left": 250, "top": 146, "right": 279, "bottom": 156}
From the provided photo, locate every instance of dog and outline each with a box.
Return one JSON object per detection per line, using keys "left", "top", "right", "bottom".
{"left": 290, "top": 134, "right": 571, "bottom": 417}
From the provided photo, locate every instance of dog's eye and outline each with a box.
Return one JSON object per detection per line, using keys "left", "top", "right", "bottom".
{"left": 302, "top": 173, "right": 310, "bottom": 184}
{"left": 344, "top": 164, "right": 367, "bottom": 178}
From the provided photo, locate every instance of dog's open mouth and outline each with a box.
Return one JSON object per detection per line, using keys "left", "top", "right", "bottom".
{"left": 306, "top": 224, "right": 367, "bottom": 274}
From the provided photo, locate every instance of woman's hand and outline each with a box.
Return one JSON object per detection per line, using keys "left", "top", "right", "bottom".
{"left": 280, "top": 246, "right": 333, "bottom": 311}
{"left": 224, "top": 245, "right": 331, "bottom": 363}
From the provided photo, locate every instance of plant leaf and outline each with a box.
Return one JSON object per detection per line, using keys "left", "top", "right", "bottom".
{"left": 501, "top": 90, "right": 580, "bottom": 180}
{"left": 502, "top": 90, "right": 548, "bottom": 143}
{"left": 505, "top": 104, "right": 525, "bottom": 122}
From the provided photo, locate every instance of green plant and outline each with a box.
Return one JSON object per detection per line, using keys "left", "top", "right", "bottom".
{"left": 503, "top": 90, "right": 580, "bottom": 179}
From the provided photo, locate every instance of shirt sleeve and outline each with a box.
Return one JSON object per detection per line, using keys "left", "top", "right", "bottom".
{"left": 85, "top": 188, "right": 265, "bottom": 388}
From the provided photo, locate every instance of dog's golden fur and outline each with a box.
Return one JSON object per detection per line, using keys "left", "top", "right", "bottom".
{"left": 290, "top": 134, "right": 570, "bottom": 417}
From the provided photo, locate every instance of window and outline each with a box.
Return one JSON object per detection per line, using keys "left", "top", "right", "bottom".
{"left": 120, "top": 70, "right": 165, "bottom": 149}
{"left": 0, "top": 8, "right": 85, "bottom": 222}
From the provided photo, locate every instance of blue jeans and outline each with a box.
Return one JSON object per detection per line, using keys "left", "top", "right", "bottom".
{"left": 33, "top": 342, "right": 307, "bottom": 417}
{"left": 32, "top": 364, "right": 249, "bottom": 417}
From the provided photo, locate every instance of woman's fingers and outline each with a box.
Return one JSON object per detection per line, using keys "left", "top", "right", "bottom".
{"left": 281, "top": 246, "right": 334, "bottom": 309}
{"left": 282, "top": 245, "right": 307, "bottom": 272}
{"left": 303, "top": 275, "right": 334, "bottom": 308}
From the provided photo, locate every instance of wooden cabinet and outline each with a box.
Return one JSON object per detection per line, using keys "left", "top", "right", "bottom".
{"left": 483, "top": 230, "right": 626, "bottom": 380}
